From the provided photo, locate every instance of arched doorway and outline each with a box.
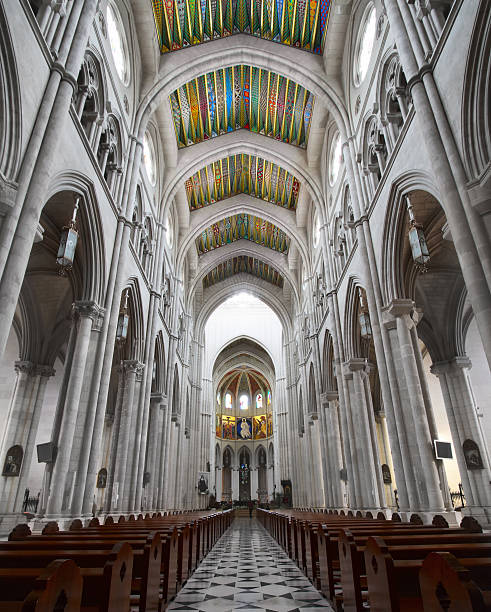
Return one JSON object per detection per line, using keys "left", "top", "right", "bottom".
{"left": 239, "top": 447, "right": 251, "bottom": 501}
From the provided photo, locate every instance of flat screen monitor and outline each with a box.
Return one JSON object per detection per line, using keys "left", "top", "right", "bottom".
{"left": 434, "top": 440, "right": 453, "bottom": 460}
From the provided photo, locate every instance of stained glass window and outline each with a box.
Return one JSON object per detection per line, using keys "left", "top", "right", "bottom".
{"left": 217, "top": 391, "right": 221, "bottom": 406}
{"left": 107, "top": 1, "right": 130, "bottom": 85}
{"left": 239, "top": 394, "right": 249, "bottom": 410}
{"left": 354, "top": 4, "right": 376, "bottom": 86}
{"left": 267, "top": 390, "right": 271, "bottom": 405}
{"left": 256, "top": 394, "right": 263, "bottom": 410}
{"left": 225, "top": 392, "right": 232, "bottom": 409}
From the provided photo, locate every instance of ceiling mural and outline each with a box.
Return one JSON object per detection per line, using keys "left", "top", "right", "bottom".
{"left": 196, "top": 213, "right": 290, "bottom": 255}
{"left": 185, "top": 154, "right": 301, "bottom": 210}
{"left": 203, "top": 255, "right": 284, "bottom": 289}
{"left": 170, "top": 65, "right": 314, "bottom": 148}
{"left": 218, "top": 368, "right": 270, "bottom": 397}
{"left": 152, "top": 0, "right": 331, "bottom": 55}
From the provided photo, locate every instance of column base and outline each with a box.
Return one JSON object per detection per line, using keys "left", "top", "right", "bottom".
{"left": 0, "top": 512, "right": 31, "bottom": 537}
{"left": 461, "top": 505, "right": 491, "bottom": 529}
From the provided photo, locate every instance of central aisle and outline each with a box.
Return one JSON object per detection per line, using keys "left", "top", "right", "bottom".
{"left": 168, "top": 517, "right": 333, "bottom": 611}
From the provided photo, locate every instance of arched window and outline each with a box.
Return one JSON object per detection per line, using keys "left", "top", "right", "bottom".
{"left": 225, "top": 392, "right": 232, "bottom": 409}
{"left": 354, "top": 4, "right": 376, "bottom": 86}
{"left": 329, "top": 132, "right": 343, "bottom": 186}
{"left": 312, "top": 210, "right": 320, "bottom": 248}
{"left": 143, "top": 131, "right": 157, "bottom": 186}
{"left": 267, "top": 390, "right": 271, "bottom": 406}
{"left": 239, "top": 394, "right": 249, "bottom": 410}
{"left": 165, "top": 213, "right": 174, "bottom": 249}
{"left": 106, "top": 0, "right": 130, "bottom": 85}
{"left": 255, "top": 393, "right": 263, "bottom": 410}
{"left": 216, "top": 391, "right": 221, "bottom": 406}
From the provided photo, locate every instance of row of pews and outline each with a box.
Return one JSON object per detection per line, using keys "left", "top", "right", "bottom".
{"left": 0, "top": 509, "right": 234, "bottom": 611}
{"left": 257, "top": 508, "right": 491, "bottom": 612}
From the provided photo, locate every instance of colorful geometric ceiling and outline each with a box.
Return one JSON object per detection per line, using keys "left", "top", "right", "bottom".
{"left": 203, "top": 256, "right": 284, "bottom": 289}
{"left": 152, "top": 0, "right": 331, "bottom": 55}
{"left": 185, "top": 154, "right": 300, "bottom": 210}
{"left": 196, "top": 213, "right": 289, "bottom": 255}
{"left": 170, "top": 65, "right": 314, "bottom": 148}
{"left": 218, "top": 368, "right": 270, "bottom": 397}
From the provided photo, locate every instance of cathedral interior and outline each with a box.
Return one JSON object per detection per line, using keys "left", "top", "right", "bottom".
{"left": 0, "top": 0, "right": 490, "bottom": 608}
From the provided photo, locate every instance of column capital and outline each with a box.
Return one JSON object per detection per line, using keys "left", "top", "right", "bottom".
{"left": 431, "top": 356, "right": 472, "bottom": 377}
{"left": 150, "top": 392, "right": 164, "bottom": 404}
{"left": 343, "top": 357, "right": 370, "bottom": 376}
{"left": 36, "top": 364, "right": 56, "bottom": 378}
{"left": 386, "top": 298, "right": 414, "bottom": 318}
{"left": 72, "top": 300, "right": 105, "bottom": 325}
{"left": 321, "top": 391, "right": 339, "bottom": 406}
{"left": 14, "top": 360, "right": 35, "bottom": 375}
{"left": 122, "top": 360, "right": 144, "bottom": 375}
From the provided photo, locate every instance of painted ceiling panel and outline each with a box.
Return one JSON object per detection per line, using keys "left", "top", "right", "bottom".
{"left": 203, "top": 255, "right": 284, "bottom": 289}
{"left": 185, "top": 154, "right": 301, "bottom": 210}
{"left": 196, "top": 213, "right": 289, "bottom": 255}
{"left": 152, "top": 0, "right": 331, "bottom": 54}
{"left": 170, "top": 65, "right": 314, "bottom": 148}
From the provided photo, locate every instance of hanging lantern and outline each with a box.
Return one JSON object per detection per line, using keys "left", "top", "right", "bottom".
{"left": 116, "top": 290, "right": 129, "bottom": 344}
{"left": 358, "top": 288, "right": 372, "bottom": 339}
{"left": 56, "top": 197, "right": 80, "bottom": 275}
{"left": 406, "top": 195, "right": 430, "bottom": 273}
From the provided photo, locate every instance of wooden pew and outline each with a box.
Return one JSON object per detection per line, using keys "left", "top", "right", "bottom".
{"left": 364, "top": 535, "right": 491, "bottom": 612}
{"left": 419, "top": 551, "right": 491, "bottom": 612}
{"left": 0, "top": 542, "right": 132, "bottom": 612}
{"left": 0, "top": 533, "right": 161, "bottom": 612}
{"left": 0, "top": 559, "right": 82, "bottom": 612}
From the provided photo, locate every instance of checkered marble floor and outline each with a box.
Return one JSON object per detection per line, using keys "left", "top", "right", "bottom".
{"left": 167, "top": 517, "right": 334, "bottom": 611}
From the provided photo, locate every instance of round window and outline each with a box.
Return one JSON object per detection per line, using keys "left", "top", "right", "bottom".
{"left": 329, "top": 132, "right": 343, "bottom": 186}
{"left": 143, "top": 132, "right": 156, "bottom": 185}
{"left": 107, "top": 0, "right": 130, "bottom": 86}
{"left": 165, "top": 214, "right": 173, "bottom": 249}
{"left": 354, "top": 4, "right": 376, "bottom": 86}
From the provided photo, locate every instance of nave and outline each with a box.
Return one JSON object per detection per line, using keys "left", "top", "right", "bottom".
{"left": 168, "top": 517, "right": 332, "bottom": 612}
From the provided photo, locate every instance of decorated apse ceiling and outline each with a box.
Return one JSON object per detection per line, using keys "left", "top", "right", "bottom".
{"left": 196, "top": 213, "right": 289, "bottom": 255}
{"left": 185, "top": 154, "right": 300, "bottom": 210}
{"left": 170, "top": 66, "right": 314, "bottom": 148}
{"left": 218, "top": 368, "right": 270, "bottom": 397}
{"left": 152, "top": 0, "right": 331, "bottom": 54}
{"left": 203, "top": 256, "right": 284, "bottom": 289}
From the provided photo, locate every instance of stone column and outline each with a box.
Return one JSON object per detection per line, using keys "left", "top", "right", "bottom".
{"left": 111, "top": 360, "right": 143, "bottom": 513}
{"left": 144, "top": 393, "right": 163, "bottom": 511}
{"left": 155, "top": 401, "right": 168, "bottom": 510}
{"left": 431, "top": 358, "right": 491, "bottom": 525}
{"left": 44, "top": 302, "right": 99, "bottom": 518}
{"left": 0, "top": 0, "right": 99, "bottom": 356}
{"left": 231, "top": 466, "right": 239, "bottom": 501}
{"left": 389, "top": 300, "right": 444, "bottom": 513}
{"left": 104, "top": 365, "right": 125, "bottom": 513}
{"left": 0, "top": 362, "right": 54, "bottom": 521}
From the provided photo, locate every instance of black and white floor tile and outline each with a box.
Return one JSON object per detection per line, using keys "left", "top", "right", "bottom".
{"left": 167, "top": 517, "right": 334, "bottom": 611}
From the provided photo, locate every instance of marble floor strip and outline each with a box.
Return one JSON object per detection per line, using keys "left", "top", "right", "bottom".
{"left": 167, "top": 517, "right": 334, "bottom": 611}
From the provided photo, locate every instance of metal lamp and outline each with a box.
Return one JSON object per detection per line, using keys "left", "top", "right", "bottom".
{"left": 56, "top": 197, "right": 80, "bottom": 275}
{"left": 406, "top": 195, "right": 430, "bottom": 273}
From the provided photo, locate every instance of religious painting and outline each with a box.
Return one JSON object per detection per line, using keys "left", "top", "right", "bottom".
{"left": 256, "top": 393, "right": 263, "bottom": 410}
{"left": 253, "top": 415, "right": 267, "bottom": 439}
{"left": 96, "top": 468, "right": 107, "bottom": 488}
{"left": 222, "top": 416, "right": 236, "bottom": 440}
{"left": 198, "top": 472, "right": 209, "bottom": 494}
{"left": 267, "top": 413, "right": 273, "bottom": 437}
{"left": 2, "top": 445, "right": 23, "bottom": 477}
{"left": 463, "top": 439, "right": 484, "bottom": 470}
{"left": 237, "top": 417, "right": 252, "bottom": 440}
{"left": 215, "top": 414, "right": 221, "bottom": 438}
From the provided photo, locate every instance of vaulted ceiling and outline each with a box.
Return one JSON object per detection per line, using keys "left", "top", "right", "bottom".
{"left": 169, "top": 66, "right": 314, "bottom": 148}
{"left": 148, "top": 0, "right": 329, "bottom": 306}
{"left": 203, "top": 255, "right": 284, "bottom": 289}
{"left": 152, "top": 0, "right": 331, "bottom": 54}
{"left": 185, "top": 154, "right": 301, "bottom": 210}
{"left": 196, "top": 213, "right": 290, "bottom": 255}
